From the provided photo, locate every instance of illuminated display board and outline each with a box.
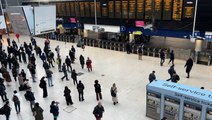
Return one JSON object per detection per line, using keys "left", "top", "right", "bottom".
{"left": 154, "top": 0, "right": 162, "bottom": 19}
{"left": 70, "top": 2, "right": 75, "bottom": 16}
{"left": 183, "top": 1, "right": 194, "bottom": 19}
{"left": 84, "top": 2, "right": 90, "bottom": 17}
{"left": 115, "top": 1, "right": 121, "bottom": 18}
{"left": 65, "top": 3, "right": 71, "bottom": 16}
{"left": 145, "top": 0, "right": 153, "bottom": 19}
{"left": 102, "top": 7, "right": 108, "bottom": 17}
{"left": 90, "top": 2, "right": 94, "bottom": 17}
{"left": 109, "top": 1, "right": 114, "bottom": 18}
{"left": 129, "top": 0, "right": 135, "bottom": 19}
{"left": 163, "top": 0, "right": 172, "bottom": 20}
{"left": 80, "top": 2, "right": 85, "bottom": 17}
{"left": 172, "top": 0, "right": 183, "bottom": 20}
{"left": 137, "top": 0, "right": 144, "bottom": 19}
{"left": 96, "top": 2, "right": 101, "bottom": 17}
{"left": 122, "top": 1, "right": 128, "bottom": 18}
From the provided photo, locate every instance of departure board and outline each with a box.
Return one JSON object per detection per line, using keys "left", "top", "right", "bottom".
{"left": 109, "top": 1, "right": 114, "bottom": 18}
{"left": 172, "top": 0, "right": 183, "bottom": 20}
{"left": 66, "top": 3, "right": 71, "bottom": 16}
{"left": 154, "top": 0, "right": 162, "bottom": 19}
{"left": 96, "top": 2, "right": 101, "bottom": 17}
{"left": 75, "top": 2, "right": 80, "bottom": 17}
{"left": 145, "top": 0, "right": 153, "bottom": 19}
{"left": 90, "top": 2, "right": 94, "bottom": 17}
{"left": 102, "top": 6, "right": 108, "bottom": 17}
{"left": 70, "top": 2, "right": 75, "bottom": 16}
{"left": 137, "top": 0, "right": 144, "bottom": 19}
{"left": 80, "top": 2, "right": 85, "bottom": 17}
{"left": 129, "top": 0, "right": 135, "bottom": 19}
{"left": 84, "top": 2, "right": 90, "bottom": 17}
{"left": 183, "top": 0, "right": 194, "bottom": 19}
{"left": 163, "top": 0, "right": 172, "bottom": 20}
{"left": 115, "top": 1, "right": 121, "bottom": 18}
{"left": 122, "top": 1, "right": 128, "bottom": 18}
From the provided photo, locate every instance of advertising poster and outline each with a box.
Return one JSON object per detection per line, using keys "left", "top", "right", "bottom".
{"left": 0, "top": 15, "right": 6, "bottom": 29}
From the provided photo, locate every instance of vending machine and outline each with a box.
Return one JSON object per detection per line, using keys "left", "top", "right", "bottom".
{"left": 163, "top": 96, "right": 180, "bottom": 120}
{"left": 183, "top": 102, "right": 202, "bottom": 120}
{"left": 146, "top": 91, "right": 161, "bottom": 120}
{"left": 206, "top": 109, "right": 212, "bottom": 120}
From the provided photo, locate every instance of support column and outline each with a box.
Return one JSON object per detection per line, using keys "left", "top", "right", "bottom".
{"left": 83, "top": 29, "right": 88, "bottom": 38}
{"left": 194, "top": 39, "right": 203, "bottom": 63}
{"left": 129, "top": 33, "right": 134, "bottom": 42}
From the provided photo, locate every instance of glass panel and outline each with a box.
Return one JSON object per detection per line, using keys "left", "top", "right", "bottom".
{"left": 109, "top": 1, "right": 114, "bottom": 18}
{"left": 163, "top": 0, "right": 172, "bottom": 20}
{"left": 80, "top": 2, "right": 85, "bottom": 17}
{"left": 115, "top": 1, "right": 121, "bottom": 18}
{"left": 84, "top": 2, "right": 90, "bottom": 17}
{"left": 137, "top": 0, "right": 144, "bottom": 19}
{"left": 122, "top": 0, "right": 128, "bottom": 18}
{"left": 129, "top": 0, "right": 135, "bottom": 19}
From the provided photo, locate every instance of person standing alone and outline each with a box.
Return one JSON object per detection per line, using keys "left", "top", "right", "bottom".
{"left": 77, "top": 81, "right": 85, "bottom": 101}
{"left": 111, "top": 83, "right": 118, "bottom": 105}
{"left": 63, "top": 86, "right": 73, "bottom": 106}
{"left": 39, "top": 77, "right": 48, "bottom": 98}
{"left": 12, "top": 90, "right": 20, "bottom": 114}
{"left": 148, "top": 71, "right": 156, "bottom": 83}
{"left": 94, "top": 80, "right": 102, "bottom": 101}
{"left": 184, "top": 57, "right": 193, "bottom": 78}
{"left": 32, "top": 103, "right": 44, "bottom": 120}
{"left": 160, "top": 49, "right": 165, "bottom": 66}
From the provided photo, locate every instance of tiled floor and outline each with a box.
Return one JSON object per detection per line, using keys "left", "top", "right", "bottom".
{"left": 0, "top": 34, "right": 211, "bottom": 120}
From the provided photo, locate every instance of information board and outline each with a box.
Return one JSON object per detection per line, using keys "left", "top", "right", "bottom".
{"left": 183, "top": 102, "right": 202, "bottom": 120}
{"left": 122, "top": 1, "right": 128, "bottom": 18}
{"left": 129, "top": 0, "right": 135, "bottom": 19}
{"left": 164, "top": 96, "right": 180, "bottom": 120}
{"left": 206, "top": 109, "right": 212, "bottom": 120}
{"left": 146, "top": 92, "right": 161, "bottom": 119}
{"left": 80, "top": 2, "right": 85, "bottom": 17}
{"left": 172, "top": 0, "right": 183, "bottom": 20}
{"left": 163, "top": 0, "right": 172, "bottom": 20}
{"left": 70, "top": 2, "right": 75, "bottom": 16}
{"left": 108, "top": 1, "right": 114, "bottom": 18}
{"left": 154, "top": 0, "right": 162, "bottom": 19}
{"left": 145, "top": 0, "right": 153, "bottom": 19}
{"left": 115, "top": 1, "right": 121, "bottom": 18}
{"left": 96, "top": 2, "right": 101, "bottom": 17}
{"left": 84, "top": 2, "right": 90, "bottom": 17}
{"left": 90, "top": 2, "right": 94, "bottom": 17}
{"left": 65, "top": 3, "right": 71, "bottom": 16}
{"left": 137, "top": 0, "right": 144, "bottom": 19}
{"left": 183, "top": 0, "right": 194, "bottom": 19}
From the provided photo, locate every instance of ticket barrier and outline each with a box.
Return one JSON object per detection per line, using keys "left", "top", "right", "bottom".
{"left": 110, "top": 42, "right": 115, "bottom": 50}
{"left": 115, "top": 43, "right": 119, "bottom": 51}
{"left": 106, "top": 41, "right": 111, "bottom": 49}
{"left": 147, "top": 80, "right": 212, "bottom": 120}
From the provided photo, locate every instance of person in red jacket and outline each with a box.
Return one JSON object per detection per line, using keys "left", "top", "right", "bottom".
{"left": 86, "top": 57, "right": 92, "bottom": 72}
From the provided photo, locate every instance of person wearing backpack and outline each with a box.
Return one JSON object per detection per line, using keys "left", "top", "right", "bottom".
{"left": 50, "top": 101, "right": 59, "bottom": 120}
{"left": 12, "top": 90, "right": 20, "bottom": 113}
{"left": 110, "top": 83, "right": 118, "bottom": 105}
{"left": 77, "top": 81, "right": 85, "bottom": 101}
{"left": 39, "top": 77, "right": 48, "bottom": 98}
{"left": 24, "top": 87, "right": 35, "bottom": 111}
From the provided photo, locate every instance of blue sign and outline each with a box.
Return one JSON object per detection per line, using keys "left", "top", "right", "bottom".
{"left": 120, "top": 26, "right": 126, "bottom": 32}
{"left": 194, "top": 31, "right": 200, "bottom": 37}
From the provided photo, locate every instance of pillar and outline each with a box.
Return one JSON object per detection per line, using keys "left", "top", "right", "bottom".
{"left": 129, "top": 33, "right": 134, "bottom": 42}
{"left": 83, "top": 29, "right": 88, "bottom": 38}
{"left": 195, "top": 39, "right": 203, "bottom": 52}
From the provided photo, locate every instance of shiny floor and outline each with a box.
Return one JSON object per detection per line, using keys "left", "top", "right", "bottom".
{"left": 0, "top": 35, "right": 211, "bottom": 120}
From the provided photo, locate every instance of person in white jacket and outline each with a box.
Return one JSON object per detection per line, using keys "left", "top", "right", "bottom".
{"left": 110, "top": 83, "right": 118, "bottom": 105}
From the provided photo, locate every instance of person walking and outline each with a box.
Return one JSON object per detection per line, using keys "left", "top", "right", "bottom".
{"left": 94, "top": 80, "right": 102, "bottom": 101}
{"left": 50, "top": 101, "right": 59, "bottom": 120}
{"left": 61, "top": 63, "right": 69, "bottom": 80}
{"left": 32, "top": 103, "right": 44, "bottom": 120}
{"left": 56, "top": 55, "right": 62, "bottom": 72}
{"left": 0, "top": 81, "right": 8, "bottom": 102}
{"left": 86, "top": 57, "right": 92, "bottom": 72}
{"left": 167, "top": 65, "right": 175, "bottom": 81}
{"left": 63, "top": 86, "right": 73, "bottom": 105}
{"left": 93, "top": 102, "right": 105, "bottom": 120}
{"left": 168, "top": 50, "right": 175, "bottom": 65}
{"left": 71, "top": 69, "right": 78, "bottom": 85}
{"left": 24, "top": 87, "right": 35, "bottom": 111}
{"left": 27, "top": 61, "right": 36, "bottom": 82}
{"left": 12, "top": 90, "right": 20, "bottom": 113}
{"left": 77, "top": 80, "right": 85, "bottom": 101}
{"left": 110, "top": 83, "right": 118, "bottom": 105}
{"left": 55, "top": 45, "right": 60, "bottom": 57}
{"left": 148, "top": 71, "right": 156, "bottom": 83}
{"left": 184, "top": 57, "right": 193, "bottom": 78}
{"left": 65, "top": 56, "right": 72, "bottom": 72}
{"left": 45, "top": 69, "right": 53, "bottom": 87}
{"left": 79, "top": 55, "right": 85, "bottom": 69}
{"left": 160, "top": 49, "right": 165, "bottom": 66}
{"left": 39, "top": 77, "right": 48, "bottom": 98}
{"left": 2, "top": 101, "right": 11, "bottom": 120}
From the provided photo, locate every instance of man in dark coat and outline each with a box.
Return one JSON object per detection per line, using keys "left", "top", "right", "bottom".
{"left": 0, "top": 81, "right": 8, "bottom": 102}
{"left": 167, "top": 65, "right": 175, "bottom": 81}
{"left": 160, "top": 49, "right": 165, "bottom": 66}
{"left": 171, "top": 71, "right": 180, "bottom": 83}
{"left": 61, "top": 63, "right": 69, "bottom": 80}
{"left": 77, "top": 81, "right": 85, "bottom": 101}
{"left": 168, "top": 50, "right": 175, "bottom": 65}
{"left": 71, "top": 69, "right": 78, "bottom": 85}
{"left": 39, "top": 77, "right": 48, "bottom": 98}
{"left": 79, "top": 55, "right": 85, "bottom": 69}
{"left": 93, "top": 102, "right": 105, "bottom": 120}
{"left": 32, "top": 103, "right": 44, "bottom": 120}
{"left": 184, "top": 57, "right": 193, "bottom": 78}
{"left": 65, "top": 56, "right": 72, "bottom": 72}
{"left": 148, "top": 71, "right": 156, "bottom": 83}
{"left": 94, "top": 80, "right": 102, "bottom": 101}
{"left": 24, "top": 88, "right": 35, "bottom": 111}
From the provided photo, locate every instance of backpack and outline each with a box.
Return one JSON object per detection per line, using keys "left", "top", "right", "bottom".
{"left": 13, "top": 95, "right": 19, "bottom": 102}
{"left": 55, "top": 48, "right": 57, "bottom": 51}
{"left": 111, "top": 89, "right": 116, "bottom": 97}
{"left": 24, "top": 92, "right": 30, "bottom": 101}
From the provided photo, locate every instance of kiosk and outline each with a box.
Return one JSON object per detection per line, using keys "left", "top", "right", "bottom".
{"left": 146, "top": 80, "right": 212, "bottom": 120}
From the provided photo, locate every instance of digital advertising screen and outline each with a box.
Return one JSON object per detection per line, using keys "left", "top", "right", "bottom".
{"left": 183, "top": 102, "right": 202, "bottom": 120}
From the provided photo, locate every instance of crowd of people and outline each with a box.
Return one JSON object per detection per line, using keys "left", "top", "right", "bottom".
{"left": 0, "top": 35, "right": 119, "bottom": 120}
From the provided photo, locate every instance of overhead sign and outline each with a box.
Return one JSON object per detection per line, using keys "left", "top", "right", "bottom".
{"left": 0, "top": 15, "right": 6, "bottom": 29}
{"left": 205, "top": 32, "right": 212, "bottom": 41}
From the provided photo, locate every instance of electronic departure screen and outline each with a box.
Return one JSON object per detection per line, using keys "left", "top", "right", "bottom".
{"left": 163, "top": 0, "right": 172, "bottom": 20}
{"left": 145, "top": 0, "right": 153, "bottom": 19}
{"left": 183, "top": 0, "right": 194, "bottom": 19}
{"left": 172, "top": 0, "right": 183, "bottom": 20}
{"left": 154, "top": 0, "right": 162, "bottom": 19}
